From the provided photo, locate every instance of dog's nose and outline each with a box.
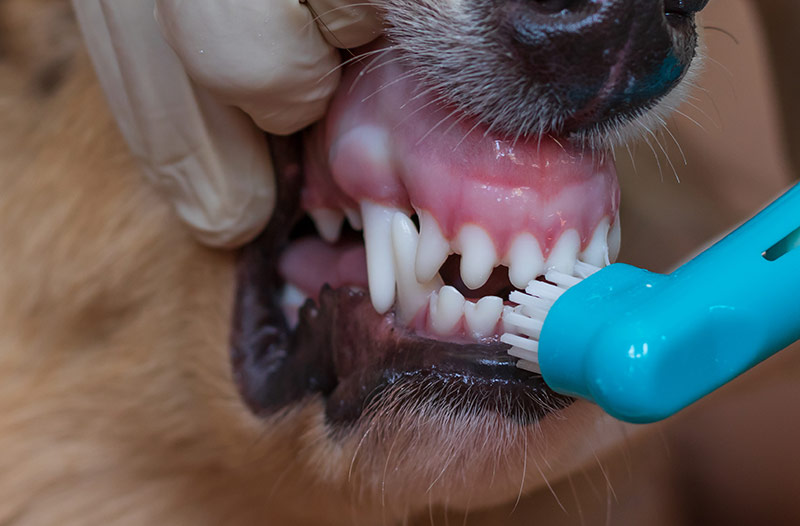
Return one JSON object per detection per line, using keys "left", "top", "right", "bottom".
{"left": 507, "top": 0, "right": 707, "bottom": 133}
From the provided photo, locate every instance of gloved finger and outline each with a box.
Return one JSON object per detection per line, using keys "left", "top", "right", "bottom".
{"left": 154, "top": 0, "right": 380, "bottom": 135}
{"left": 73, "top": 0, "right": 276, "bottom": 248}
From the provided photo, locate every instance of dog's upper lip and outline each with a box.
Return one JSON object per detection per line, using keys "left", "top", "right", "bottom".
{"left": 230, "top": 135, "right": 573, "bottom": 424}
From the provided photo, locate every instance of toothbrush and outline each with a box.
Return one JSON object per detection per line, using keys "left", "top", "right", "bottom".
{"left": 501, "top": 182, "right": 800, "bottom": 424}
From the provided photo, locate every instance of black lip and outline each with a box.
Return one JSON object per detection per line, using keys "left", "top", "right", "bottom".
{"left": 230, "top": 134, "right": 573, "bottom": 427}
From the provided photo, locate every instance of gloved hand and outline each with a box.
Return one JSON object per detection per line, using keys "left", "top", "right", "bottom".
{"left": 72, "top": 0, "right": 382, "bottom": 247}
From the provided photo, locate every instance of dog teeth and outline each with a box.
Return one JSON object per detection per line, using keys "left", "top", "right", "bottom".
{"left": 608, "top": 213, "right": 622, "bottom": 263}
{"left": 507, "top": 233, "right": 546, "bottom": 289}
{"left": 546, "top": 229, "right": 581, "bottom": 275}
{"left": 391, "top": 213, "right": 443, "bottom": 323}
{"left": 429, "top": 286, "right": 465, "bottom": 335}
{"left": 345, "top": 207, "right": 363, "bottom": 231}
{"left": 456, "top": 225, "right": 498, "bottom": 290}
{"left": 308, "top": 208, "right": 344, "bottom": 243}
{"left": 580, "top": 218, "right": 610, "bottom": 267}
{"left": 415, "top": 210, "right": 451, "bottom": 283}
{"left": 361, "top": 201, "right": 398, "bottom": 314}
{"left": 464, "top": 296, "right": 503, "bottom": 338}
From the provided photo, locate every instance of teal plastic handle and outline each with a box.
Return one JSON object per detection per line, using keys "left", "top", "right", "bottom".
{"left": 539, "top": 182, "right": 800, "bottom": 423}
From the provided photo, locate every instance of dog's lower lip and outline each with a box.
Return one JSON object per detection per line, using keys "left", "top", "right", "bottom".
{"left": 230, "top": 135, "right": 574, "bottom": 425}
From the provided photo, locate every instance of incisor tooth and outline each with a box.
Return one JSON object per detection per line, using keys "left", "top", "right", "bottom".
{"left": 546, "top": 229, "right": 581, "bottom": 275}
{"left": 429, "top": 286, "right": 465, "bottom": 335}
{"left": 345, "top": 207, "right": 363, "bottom": 231}
{"left": 608, "top": 214, "right": 622, "bottom": 263}
{"left": 361, "top": 201, "right": 397, "bottom": 314}
{"left": 464, "top": 296, "right": 503, "bottom": 338}
{"left": 392, "top": 213, "right": 443, "bottom": 323}
{"left": 580, "top": 218, "right": 610, "bottom": 267}
{"left": 457, "top": 225, "right": 498, "bottom": 290}
{"left": 308, "top": 208, "right": 344, "bottom": 244}
{"left": 507, "top": 233, "right": 545, "bottom": 289}
{"left": 415, "top": 210, "right": 451, "bottom": 284}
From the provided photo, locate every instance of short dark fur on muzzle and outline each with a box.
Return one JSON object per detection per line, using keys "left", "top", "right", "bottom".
{"left": 379, "top": 0, "right": 709, "bottom": 140}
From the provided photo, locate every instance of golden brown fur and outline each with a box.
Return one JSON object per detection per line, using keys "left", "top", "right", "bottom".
{"left": 1, "top": 1, "right": 799, "bottom": 524}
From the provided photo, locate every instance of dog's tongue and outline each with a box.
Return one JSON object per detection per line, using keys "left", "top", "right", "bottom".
{"left": 303, "top": 48, "right": 620, "bottom": 262}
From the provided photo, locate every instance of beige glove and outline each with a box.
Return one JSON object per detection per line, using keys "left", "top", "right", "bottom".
{"left": 73, "top": 0, "right": 381, "bottom": 247}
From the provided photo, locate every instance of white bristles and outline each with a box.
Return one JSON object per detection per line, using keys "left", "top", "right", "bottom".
{"left": 503, "top": 260, "right": 600, "bottom": 370}
{"left": 500, "top": 333, "right": 539, "bottom": 353}
{"left": 574, "top": 261, "right": 602, "bottom": 278}
{"left": 524, "top": 280, "right": 565, "bottom": 301}
{"left": 544, "top": 270, "right": 582, "bottom": 289}
{"left": 516, "top": 359, "right": 541, "bottom": 374}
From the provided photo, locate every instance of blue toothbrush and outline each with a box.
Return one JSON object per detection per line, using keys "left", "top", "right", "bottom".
{"left": 501, "top": 182, "right": 800, "bottom": 424}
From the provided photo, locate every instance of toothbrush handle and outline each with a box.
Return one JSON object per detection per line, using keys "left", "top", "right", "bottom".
{"left": 542, "top": 183, "right": 800, "bottom": 423}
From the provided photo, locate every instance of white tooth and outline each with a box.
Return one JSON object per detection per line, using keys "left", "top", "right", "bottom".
{"left": 507, "top": 233, "right": 546, "bottom": 289}
{"left": 457, "top": 225, "right": 498, "bottom": 290}
{"left": 308, "top": 208, "right": 345, "bottom": 243}
{"left": 608, "top": 213, "right": 621, "bottom": 263}
{"left": 391, "top": 213, "right": 443, "bottom": 323}
{"left": 361, "top": 201, "right": 398, "bottom": 314}
{"left": 546, "top": 229, "right": 581, "bottom": 275}
{"left": 429, "top": 286, "right": 465, "bottom": 335}
{"left": 345, "top": 207, "right": 363, "bottom": 231}
{"left": 464, "top": 296, "right": 503, "bottom": 338}
{"left": 415, "top": 210, "right": 451, "bottom": 284}
{"left": 580, "top": 218, "right": 610, "bottom": 267}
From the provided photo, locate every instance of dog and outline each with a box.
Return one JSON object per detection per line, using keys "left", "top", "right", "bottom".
{"left": 0, "top": 0, "right": 797, "bottom": 524}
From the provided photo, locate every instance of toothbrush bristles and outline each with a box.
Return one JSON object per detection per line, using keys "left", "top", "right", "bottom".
{"left": 516, "top": 359, "right": 541, "bottom": 374}
{"left": 502, "top": 261, "right": 601, "bottom": 370}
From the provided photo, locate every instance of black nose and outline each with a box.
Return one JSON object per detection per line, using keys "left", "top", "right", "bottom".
{"left": 505, "top": 0, "right": 707, "bottom": 133}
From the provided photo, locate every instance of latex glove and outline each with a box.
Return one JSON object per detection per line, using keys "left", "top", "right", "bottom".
{"left": 73, "top": 0, "right": 381, "bottom": 247}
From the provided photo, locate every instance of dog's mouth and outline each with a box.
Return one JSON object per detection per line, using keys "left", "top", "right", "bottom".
{"left": 231, "top": 46, "right": 621, "bottom": 427}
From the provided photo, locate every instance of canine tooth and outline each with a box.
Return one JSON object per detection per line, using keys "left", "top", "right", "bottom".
{"left": 507, "top": 233, "right": 545, "bottom": 289}
{"left": 580, "top": 218, "right": 610, "bottom": 268}
{"left": 415, "top": 210, "right": 451, "bottom": 283}
{"left": 429, "top": 286, "right": 465, "bottom": 335}
{"left": 464, "top": 296, "right": 503, "bottom": 338}
{"left": 608, "top": 214, "right": 622, "bottom": 263}
{"left": 361, "top": 201, "right": 398, "bottom": 314}
{"left": 457, "top": 225, "right": 498, "bottom": 290}
{"left": 546, "top": 229, "right": 581, "bottom": 275}
{"left": 308, "top": 208, "right": 345, "bottom": 243}
{"left": 391, "top": 213, "right": 443, "bottom": 323}
{"left": 345, "top": 207, "right": 363, "bottom": 231}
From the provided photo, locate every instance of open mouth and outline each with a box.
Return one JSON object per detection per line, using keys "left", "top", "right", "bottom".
{"left": 231, "top": 45, "right": 621, "bottom": 427}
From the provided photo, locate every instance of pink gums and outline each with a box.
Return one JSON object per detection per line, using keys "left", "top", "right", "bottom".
{"left": 303, "top": 47, "right": 620, "bottom": 258}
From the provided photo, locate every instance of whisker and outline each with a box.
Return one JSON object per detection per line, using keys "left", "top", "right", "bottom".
{"left": 360, "top": 71, "right": 419, "bottom": 102}
{"left": 319, "top": 46, "right": 394, "bottom": 84}
{"left": 655, "top": 115, "right": 687, "bottom": 166}
{"left": 349, "top": 48, "right": 397, "bottom": 94}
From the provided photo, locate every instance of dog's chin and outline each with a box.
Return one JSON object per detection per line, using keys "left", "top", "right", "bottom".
{"left": 299, "top": 397, "right": 620, "bottom": 512}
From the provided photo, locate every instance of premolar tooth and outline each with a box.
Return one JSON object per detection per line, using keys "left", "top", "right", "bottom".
{"left": 580, "top": 218, "right": 610, "bottom": 267}
{"left": 361, "top": 201, "right": 397, "bottom": 314}
{"left": 608, "top": 214, "right": 622, "bottom": 263}
{"left": 546, "top": 229, "right": 581, "bottom": 275}
{"left": 464, "top": 296, "right": 503, "bottom": 338}
{"left": 415, "top": 210, "right": 451, "bottom": 284}
{"left": 392, "top": 213, "right": 443, "bottom": 323}
{"left": 429, "top": 286, "right": 465, "bottom": 335}
{"left": 345, "top": 207, "right": 363, "bottom": 231}
{"left": 507, "top": 233, "right": 545, "bottom": 289}
{"left": 457, "top": 225, "right": 498, "bottom": 290}
{"left": 308, "top": 208, "right": 344, "bottom": 243}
